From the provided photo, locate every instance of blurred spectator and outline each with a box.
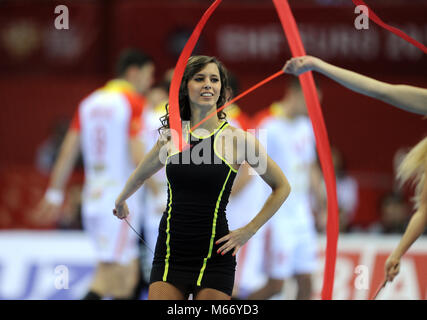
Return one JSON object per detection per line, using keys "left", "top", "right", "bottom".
{"left": 57, "top": 184, "right": 83, "bottom": 230}
{"left": 240, "top": 78, "right": 320, "bottom": 300}
{"left": 35, "top": 118, "right": 84, "bottom": 230}
{"left": 132, "top": 74, "right": 171, "bottom": 300}
{"left": 35, "top": 119, "right": 77, "bottom": 175}
{"left": 223, "top": 72, "right": 265, "bottom": 299}
{"left": 378, "top": 192, "right": 411, "bottom": 234}
{"left": 146, "top": 81, "right": 170, "bottom": 110}
{"left": 368, "top": 146, "right": 421, "bottom": 235}
{"left": 223, "top": 70, "right": 251, "bottom": 131}
{"left": 311, "top": 146, "right": 359, "bottom": 233}
{"left": 363, "top": 146, "right": 419, "bottom": 234}
{"left": 32, "top": 48, "right": 155, "bottom": 300}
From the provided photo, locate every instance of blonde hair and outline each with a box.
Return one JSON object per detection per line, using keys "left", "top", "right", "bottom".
{"left": 397, "top": 136, "right": 427, "bottom": 209}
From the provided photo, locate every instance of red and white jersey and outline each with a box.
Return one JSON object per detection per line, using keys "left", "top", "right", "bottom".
{"left": 234, "top": 106, "right": 319, "bottom": 294}
{"left": 226, "top": 104, "right": 267, "bottom": 231}
{"left": 70, "top": 79, "right": 145, "bottom": 210}
{"left": 259, "top": 113, "right": 316, "bottom": 231}
{"left": 139, "top": 103, "right": 169, "bottom": 254}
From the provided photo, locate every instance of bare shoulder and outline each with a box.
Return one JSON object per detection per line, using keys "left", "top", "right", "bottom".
{"left": 224, "top": 124, "right": 244, "bottom": 134}
{"left": 221, "top": 124, "right": 252, "bottom": 140}
{"left": 217, "top": 125, "right": 261, "bottom": 153}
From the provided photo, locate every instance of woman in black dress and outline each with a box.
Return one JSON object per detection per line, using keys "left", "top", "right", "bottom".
{"left": 114, "top": 56, "right": 290, "bottom": 300}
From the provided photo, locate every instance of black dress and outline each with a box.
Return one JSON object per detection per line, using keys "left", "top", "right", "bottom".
{"left": 150, "top": 121, "right": 238, "bottom": 296}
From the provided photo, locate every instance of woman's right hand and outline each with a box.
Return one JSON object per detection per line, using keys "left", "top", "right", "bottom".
{"left": 384, "top": 253, "right": 401, "bottom": 282}
{"left": 113, "top": 201, "right": 130, "bottom": 220}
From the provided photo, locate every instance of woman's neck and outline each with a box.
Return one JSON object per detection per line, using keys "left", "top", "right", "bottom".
{"left": 189, "top": 103, "right": 222, "bottom": 133}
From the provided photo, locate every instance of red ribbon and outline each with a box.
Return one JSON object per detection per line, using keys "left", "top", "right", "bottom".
{"left": 191, "top": 70, "right": 285, "bottom": 131}
{"left": 168, "top": 0, "right": 425, "bottom": 301}
{"left": 169, "top": 0, "right": 339, "bottom": 300}
{"left": 169, "top": 0, "right": 223, "bottom": 152}
{"left": 272, "top": 0, "right": 339, "bottom": 300}
{"left": 352, "top": 0, "right": 427, "bottom": 54}
{"left": 371, "top": 279, "right": 388, "bottom": 300}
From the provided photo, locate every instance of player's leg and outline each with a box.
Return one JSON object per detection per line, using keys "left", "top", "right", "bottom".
{"left": 232, "top": 226, "right": 267, "bottom": 299}
{"left": 148, "top": 281, "right": 186, "bottom": 300}
{"left": 293, "top": 230, "right": 318, "bottom": 300}
{"left": 88, "top": 258, "right": 139, "bottom": 299}
{"left": 81, "top": 213, "right": 104, "bottom": 299}
{"left": 84, "top": 206, "right": 141, "bottom": 299}
{"left": 194, "top": 288, "right": 231, "bottom": 300}
{"left": 294, "top": 273, "right": 312, "bottom": 300}
{"left": 130, "top": 241, "right": 150, "bottom": 300}
{"left": 113, "top": 259, "right": 141, "bottom": 299}
{"left": 88, "top": 263, "right": 109, "bottom": 297}
{"left": 246, "top": 277, "right": 285, "bottom": 300}
{"left": 247, "top": 224, "right": 291, "bottom": 300}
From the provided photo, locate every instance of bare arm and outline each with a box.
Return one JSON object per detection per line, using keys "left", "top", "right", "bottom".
{"left": 283, "top": 56, "right": 427, "bottom": 115}
{"left": 217, "top": 131, "right": 291, "bottom": 256}
{"left": 129, "top": 137, "right": 145, "bottom": 166}
{"left": 114, "top": 138, "right": 165, "bottom": 218}
{"left": 385, "top": 165, "right": 427, "bottom": 282}
{"left": 130, "top": 136, "right": 159, "bottom": 195}
{"left": 244, "top": 132, "right": 291, "bottom": 235}
{"left": 47, "top": 130, "right": 81, "bottom": 191}
{"left": 230, "top": 162, "right": 253, "bottom": 197}
{"left": 33, "top": 130, "right": 80, "bottom": 224}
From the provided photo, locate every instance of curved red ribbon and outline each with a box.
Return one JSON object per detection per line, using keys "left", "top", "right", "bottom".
{"left": 272, "top": 0, "right": 339, "bottom": 300}
{"left": 352, "top": 0, "right": 427, "bottom": 54}
{"left": 169, "top": 0, "right": 339, "bottom": 300}
{"left": 168, "top": 0, "right": 424, "bottom": 301}
{"left": 191, "top": 70, "right": 285, "bottom": 131}
{"left": 169, "top": 0, "right": 223, "bottom": 152}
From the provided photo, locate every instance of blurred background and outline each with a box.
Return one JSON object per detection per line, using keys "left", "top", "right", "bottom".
{"left": 0, "top": 0, "right": 426, "bottom": 300}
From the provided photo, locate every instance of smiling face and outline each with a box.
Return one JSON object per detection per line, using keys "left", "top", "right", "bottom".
{"left": 187, "top": 62, "right": 222, "bottom": 109}
{"left": 178, "top": 56, "right": 229, "bottom": 121}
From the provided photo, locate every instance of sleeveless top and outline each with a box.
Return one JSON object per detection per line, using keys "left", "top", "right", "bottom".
{"left": 153, "top": 121, "right": 238, "bottom": 286}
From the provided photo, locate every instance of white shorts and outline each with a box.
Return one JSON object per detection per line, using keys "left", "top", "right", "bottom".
{"left": 234, "top": 226, "right": 268, "bottom": 297}
{"left": 140, "top": 184, "right": 167, "bottom": 255}
{"left": 236, "top": 221, "right": 318, "bottom": 296}
{"left": 262, "top": 222, "right": 318, "bottom": 279}
{"left": 82, "top": 195, "right": 140, "bottom": 265}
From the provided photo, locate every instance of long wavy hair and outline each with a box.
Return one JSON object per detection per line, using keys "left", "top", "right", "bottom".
{"left": 397, "top": 136, "right": 427, "bottom": 210}
{"left": 159, "top": 56, "right": 229, "bottom": 135}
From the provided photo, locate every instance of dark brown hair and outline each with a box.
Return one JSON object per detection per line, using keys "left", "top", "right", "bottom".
{"left": 159, "top": 56, "right": 229, "bottom": 134}
{"left": 115, "top": 48, "right": 153, "bottom": 77}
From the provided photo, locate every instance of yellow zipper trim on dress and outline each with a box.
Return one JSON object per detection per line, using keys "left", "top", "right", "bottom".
{"left": 162, "top": 151, "right": 180, "bottom": 282}
{"left": 213, "top": 122, "right": 238, "bottom": 173}
{"left": 162, "top": 178, "right": 173, "bottom": 282}
{"left": 196, "top": 167, "right": 233, "bottom": 286}
{"left": 161, "top": 130, "right": 190, "bottom": 282}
